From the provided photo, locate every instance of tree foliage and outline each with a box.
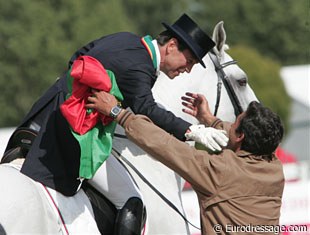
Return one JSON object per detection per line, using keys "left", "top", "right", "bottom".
{"left": 0, "top": 0, "right": 136, "bottom": 126}
{"left": 187, "top": 0, "right": 309, "bottom": 65}
{"left": 120, "top": 0, "right": 190, "bottom": 35}
{"left": 0, "top": 0, "right": 306, "bottom": 127}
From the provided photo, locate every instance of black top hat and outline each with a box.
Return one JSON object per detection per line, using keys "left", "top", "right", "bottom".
{"left": 162, "top": 14, "right": 215, "bottom": 68}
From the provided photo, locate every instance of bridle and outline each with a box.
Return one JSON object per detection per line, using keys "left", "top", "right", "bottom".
{"left": 208, "top": 50, "right": 243, "bottom": 117}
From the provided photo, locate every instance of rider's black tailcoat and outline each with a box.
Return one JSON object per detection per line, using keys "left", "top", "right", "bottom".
{"left": 10, "top": 32, "right": 190, "bottom": 195}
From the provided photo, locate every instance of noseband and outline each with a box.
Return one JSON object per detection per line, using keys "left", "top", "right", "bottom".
{"left": 208, "top": 51, "right": 243, "bottom": 118}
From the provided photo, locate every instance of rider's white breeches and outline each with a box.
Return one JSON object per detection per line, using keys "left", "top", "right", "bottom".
{"left": 88, "top": 154, "right": 143, "bottom": 209}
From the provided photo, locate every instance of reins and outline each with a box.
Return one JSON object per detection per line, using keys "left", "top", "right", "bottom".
{"left": 208, "top": 50, "right": 243, "bottom": 117}
{"left": 111, "top": 146, "right": 201, "bottom": 231}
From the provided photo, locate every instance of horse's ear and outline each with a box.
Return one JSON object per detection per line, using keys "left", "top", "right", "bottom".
{"left": 212, "top": 21, "right": 227, "bottom": 56}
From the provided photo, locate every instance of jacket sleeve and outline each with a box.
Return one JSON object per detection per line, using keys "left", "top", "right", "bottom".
{"left": 121, "top": 113, "right": 227, "bottom": 195}
{"left": 117, "top": 66, "right": 191, "bottom": 140}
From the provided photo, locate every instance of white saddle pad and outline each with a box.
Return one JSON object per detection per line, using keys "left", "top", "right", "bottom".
{"left": 3, "top": 162, "right": 101, "bottom": 235}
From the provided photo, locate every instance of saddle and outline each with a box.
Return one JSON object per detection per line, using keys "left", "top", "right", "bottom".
{"left": 1, "top": 127, "right": 37, "bottom": 164}
{"left": 82, "top": 182, "right": 117, "bottom": 234}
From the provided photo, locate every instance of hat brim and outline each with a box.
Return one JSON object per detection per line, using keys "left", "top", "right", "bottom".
{"left": 162, "top": 22, "right": 206, "bottom": 68}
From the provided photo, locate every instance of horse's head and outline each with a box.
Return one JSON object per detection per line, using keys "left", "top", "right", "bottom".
{"left": 152, "top": 21, "right": 258, "bottom": 123}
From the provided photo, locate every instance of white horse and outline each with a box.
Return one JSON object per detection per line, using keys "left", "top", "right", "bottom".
{"left": 0, "top": 21, "right": 258, "bottom": 235}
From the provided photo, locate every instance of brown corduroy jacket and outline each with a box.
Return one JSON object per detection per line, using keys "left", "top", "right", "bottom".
{"left": 120, "top": 113, "right": 285, "bottom": 235}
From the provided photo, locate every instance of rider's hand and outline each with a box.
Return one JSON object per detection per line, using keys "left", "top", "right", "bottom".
{"left": 185, "top": 125, "right": 228, "bottom": 152}
{"left": 86, "top": 89, "right": 118, "bottom": 116}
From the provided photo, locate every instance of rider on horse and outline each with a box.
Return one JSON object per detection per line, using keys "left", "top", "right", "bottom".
{"left": 3, "top": 14, "right": 228, "bottom": 234}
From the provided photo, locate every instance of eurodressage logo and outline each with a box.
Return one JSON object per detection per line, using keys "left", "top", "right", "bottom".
{"left": 213, "top": 223, "right": 308, "bottom": 234}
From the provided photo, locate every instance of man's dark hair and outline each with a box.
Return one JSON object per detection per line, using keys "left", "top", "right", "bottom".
{"left": 236, "top": 101, "right": 284, "bottom": 156}
{"left": 156, "top": 30, "right": 187, "bottom": 51}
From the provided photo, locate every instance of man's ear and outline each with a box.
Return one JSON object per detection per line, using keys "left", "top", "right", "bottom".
{"left": 236, "top": 132, "right": 245, "bottom": 143}
{"left": 166, "top": 38, "right": 178, "bottom": 54}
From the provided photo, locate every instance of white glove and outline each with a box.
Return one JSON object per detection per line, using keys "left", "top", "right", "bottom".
{"left": 185, "top": 125, "right": 228, "bottom": 152}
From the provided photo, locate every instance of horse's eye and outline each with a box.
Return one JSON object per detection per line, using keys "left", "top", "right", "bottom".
{"left": 237, "top": 77, "right": 248, "bottom": 86}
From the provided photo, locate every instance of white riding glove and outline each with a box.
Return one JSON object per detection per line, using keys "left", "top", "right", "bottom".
{"left": 185, "top": 124, "right": 228, "bottom": 152}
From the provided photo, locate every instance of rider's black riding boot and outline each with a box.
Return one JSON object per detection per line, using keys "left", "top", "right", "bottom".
{"left": 113, "top": 197, "right": 145, "bottom": 235}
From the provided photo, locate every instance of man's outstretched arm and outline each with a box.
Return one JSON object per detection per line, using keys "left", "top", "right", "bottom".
{"left": 85, "top": 90, "right": 230, "bottom": 192}
{"left": 86, "top": 90, "right": 228, "bottom": 152}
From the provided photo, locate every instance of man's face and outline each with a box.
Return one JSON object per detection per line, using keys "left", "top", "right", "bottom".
{"left": 161, "top": 39, "right": 198, "bottom": 79}
{"left": 227, "top": 112, "right": 245, "bottom": 151}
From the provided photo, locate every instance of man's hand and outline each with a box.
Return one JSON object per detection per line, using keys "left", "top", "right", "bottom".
{"left": 181, "top": 92, "right": 216, "bottom": 125}
{"left": 85, "top": 89, "right": 118, "bottom": 116}
{"left": 185, "top": 124, "right": 228, "bottom": 152}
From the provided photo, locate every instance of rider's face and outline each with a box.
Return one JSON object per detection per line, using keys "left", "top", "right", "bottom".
{"left": 160, "top": 39, "right": 198, "bottom": 79}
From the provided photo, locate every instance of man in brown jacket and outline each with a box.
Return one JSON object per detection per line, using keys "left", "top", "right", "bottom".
{"left": 86, "top": 90, "right": 285, "bottom": 235}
